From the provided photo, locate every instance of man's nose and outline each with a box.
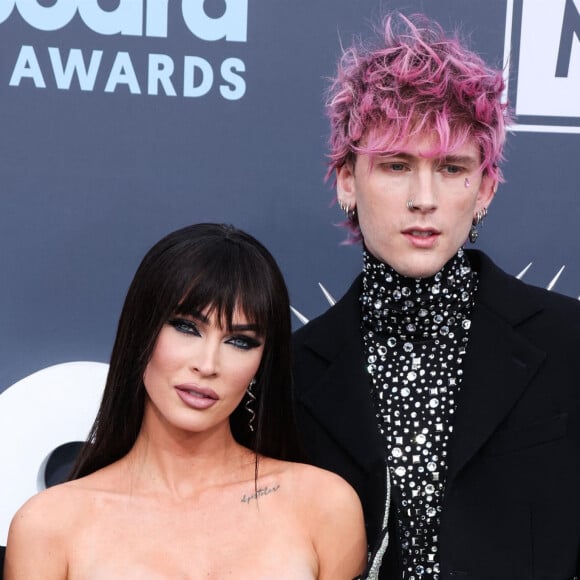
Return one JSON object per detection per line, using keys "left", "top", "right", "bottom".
{"left": 409, "top": 170, "right": 437, "bottom": 212}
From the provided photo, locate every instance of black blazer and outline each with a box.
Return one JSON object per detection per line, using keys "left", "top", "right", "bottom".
{"left": 292, "top": 250, "right": 580, "bottom": 580}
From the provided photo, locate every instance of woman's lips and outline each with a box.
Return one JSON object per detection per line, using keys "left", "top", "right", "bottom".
{"left": 175, "top": 384, "right": 218, "bottom": 410}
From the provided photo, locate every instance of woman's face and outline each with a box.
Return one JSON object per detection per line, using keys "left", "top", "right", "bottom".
{"left": 142, "top": 307, "right": 264, "bottom": 437}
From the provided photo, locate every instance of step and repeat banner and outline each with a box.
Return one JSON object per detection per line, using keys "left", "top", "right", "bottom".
{"left": 1, "top": 0, "right": 579, "bottom": 542}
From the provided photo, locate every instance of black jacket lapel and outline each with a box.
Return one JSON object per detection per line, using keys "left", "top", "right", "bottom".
{"left": 296, "top": 276, "right": 385, "bottom": 474}
{"left": 446, "top": 251, "right": 546, "bottom": 486}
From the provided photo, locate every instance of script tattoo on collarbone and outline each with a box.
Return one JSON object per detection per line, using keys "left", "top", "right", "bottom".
{"left": 240, "top": 484, "right": 280, "bottom": 504}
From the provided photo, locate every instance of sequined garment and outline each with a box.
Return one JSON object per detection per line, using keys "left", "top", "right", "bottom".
{"left": 361, "top": 248, "right": 478, "bottom": 579}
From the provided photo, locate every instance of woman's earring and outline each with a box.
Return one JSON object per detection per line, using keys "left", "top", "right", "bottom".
{"left": 245, "top": 378, "right": 257, "bottom": 432}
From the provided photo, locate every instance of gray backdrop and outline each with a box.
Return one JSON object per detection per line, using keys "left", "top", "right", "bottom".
{"left": 1, "top": 2, "right": 579, "bottom": 407}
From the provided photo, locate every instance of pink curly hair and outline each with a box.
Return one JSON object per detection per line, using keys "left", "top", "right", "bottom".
{"left": 326, "top": 14, "right": 510, "bottom": 240}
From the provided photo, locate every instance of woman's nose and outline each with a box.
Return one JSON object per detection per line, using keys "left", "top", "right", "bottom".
{"left": 190, "top": 340, "right": 219, "bottom": 376}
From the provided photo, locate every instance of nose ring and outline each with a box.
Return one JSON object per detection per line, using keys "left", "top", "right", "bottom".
{"left": 406, "top": 199, "right": 416, "bottom": 210}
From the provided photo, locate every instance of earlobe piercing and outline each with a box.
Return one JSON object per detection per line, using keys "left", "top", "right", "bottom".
{"left": 469, "top": 207, "right": 488, "bottom": 243}
{"left": 338, "top": 199, "right": 357, "bottom": 219}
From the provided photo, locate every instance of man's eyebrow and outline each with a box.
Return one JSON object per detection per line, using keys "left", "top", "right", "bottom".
{"left": 373, "top": 153, "right": 480, "bottom": 166}
{"left": 440, "top": 154, "right": 479, "bottom": 166}
{"left": 374, "top": 152, "right": 414, "bottom": 160}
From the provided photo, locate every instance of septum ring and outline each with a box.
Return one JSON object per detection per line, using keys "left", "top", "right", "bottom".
{"left": 406, "top": 199, "right": 416, "bottom": 210}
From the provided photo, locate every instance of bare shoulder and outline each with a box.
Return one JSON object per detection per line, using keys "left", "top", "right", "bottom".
{"left": 7, "top": 478, "right": 93, "bottom": 547}
{"left": 5, "top": 482, "right": 83, "bottom": 579}
{"left": 267, "top": 461, "right": 367, "bottom": 580}
{"left": 260, "top": 459, "right": 363, "bottom": 523}
{"left": 10, "top": 481, "right": 78, "bottom": 532}
{"left": 281, "top": 462, "right": 361, "bottom": 506}
{"left": 5, "top": 467, "right": 124, "bottom": 579}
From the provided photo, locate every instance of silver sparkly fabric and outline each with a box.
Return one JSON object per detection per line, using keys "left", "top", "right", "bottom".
{"left": 360, "top": 248, "right": 478, "bottom": 579}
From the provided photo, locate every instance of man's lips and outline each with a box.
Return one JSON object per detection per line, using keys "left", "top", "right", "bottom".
{"left": 402, "top": 228, "right": 440, "bottom": 247}
{"left": 402, "top": 227, "right": 440, "bottom": 237}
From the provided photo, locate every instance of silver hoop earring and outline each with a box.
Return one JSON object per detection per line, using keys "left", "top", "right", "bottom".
{"left": 338, "top": 199, "right": 356, "bottom": 220}
{"left": 245, "top": 378, "right": 257, "bottom": 432}
{"left": 406, "top": 199, "right": 416, "bottom": 210}
{"left": 469, "top": 207, "right": 488, "bottom": 243}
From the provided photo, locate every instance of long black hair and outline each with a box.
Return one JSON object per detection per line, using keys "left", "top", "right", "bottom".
{"left": 70, "top": 223, "right": 303, "bottom": 479}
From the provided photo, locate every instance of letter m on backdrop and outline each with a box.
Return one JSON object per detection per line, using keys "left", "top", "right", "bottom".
{"left": 505, "top": 0, "right": 580, "bottom": 132}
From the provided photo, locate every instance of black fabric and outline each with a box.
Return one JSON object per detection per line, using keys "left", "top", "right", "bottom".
{"left": 0, "top": 545, "right": 5, "bottom": 580}
{"left": 361, "top": 247, "right": 478, "bottom": 576}
{"left": 292, "top": 250, "right": 580, "bottom": 580}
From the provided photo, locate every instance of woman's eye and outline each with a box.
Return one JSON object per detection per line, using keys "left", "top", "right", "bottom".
{"left": 227, "top": 335, "right": 261, "bottom": 351}
{"left": 168, "top": 318, "right": 200, "bottom": 335}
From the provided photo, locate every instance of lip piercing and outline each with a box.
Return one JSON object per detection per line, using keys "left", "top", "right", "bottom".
{"left": 464, "top": 178, "right": 470, "bottom": 188}
{"left": 406, "top": 199, "right": 416, "bottom": 210}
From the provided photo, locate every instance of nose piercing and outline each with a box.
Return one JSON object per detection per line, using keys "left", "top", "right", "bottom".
{"left": 406, "top": 199, "right": 416, "bottom": 210}
{"left": 464, "top": 178, "right": 470, "bottom": 188}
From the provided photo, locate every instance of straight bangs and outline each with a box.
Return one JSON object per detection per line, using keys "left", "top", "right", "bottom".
{"left": 174, "top": 240, "right": 272, "bottom": 340}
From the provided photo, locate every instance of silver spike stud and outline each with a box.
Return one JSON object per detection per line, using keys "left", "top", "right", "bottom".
{"left": 516, "top": 262, "right": 533, "bottom": 280}
{"left": 290, "top": 306, "right": 309, "bottom": 325}
{"left": 318, "top": 282, "right": 336, "bottom": 306}
{"left": 546, "top": 265, "right": 565, "bottom": 291}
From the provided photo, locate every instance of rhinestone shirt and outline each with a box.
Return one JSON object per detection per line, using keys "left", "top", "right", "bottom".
{"left": 361, "top": 248, "right": 478, "bottom": 579}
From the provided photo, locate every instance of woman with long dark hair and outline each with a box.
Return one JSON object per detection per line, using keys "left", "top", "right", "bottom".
{"left": 5, "top": 223, "right": 366, "bottom": 579}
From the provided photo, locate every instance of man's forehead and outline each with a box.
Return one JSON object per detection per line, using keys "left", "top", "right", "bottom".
{"left": 363, "top": 129, "right": 481, "bottom": 161}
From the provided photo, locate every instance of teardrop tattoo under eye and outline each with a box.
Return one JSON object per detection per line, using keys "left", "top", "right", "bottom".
{"left": 464, "top": 178, "right": 470, "bottom": 188}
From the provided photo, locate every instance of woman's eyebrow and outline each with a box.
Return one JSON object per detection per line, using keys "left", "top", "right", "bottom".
{"left": 175, "top": 309, "right": 208, "bottom": 323}
{"left": 229, "top": 323, "right": 260, "bottom": 332}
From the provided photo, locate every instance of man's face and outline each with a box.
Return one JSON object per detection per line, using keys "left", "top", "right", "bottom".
{"left": 337, "top": 132, "right": 496, "bottom": 278}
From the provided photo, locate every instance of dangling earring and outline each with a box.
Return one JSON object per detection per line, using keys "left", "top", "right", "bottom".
{"left": 338, "top": 199, "right": 356, "bottom": 220}
{"left": 245, "top": 378, "right": 257, "bottom": 432}
{"left": 469, "top": 207, "right": 488, "bottom": 243}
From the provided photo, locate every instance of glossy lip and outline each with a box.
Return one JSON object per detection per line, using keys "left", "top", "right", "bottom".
{"left": 402, "top": 227, "right": 440, "bottom": 249}
{"left": 175, "top": 383, "right": 219, "bottom": 410}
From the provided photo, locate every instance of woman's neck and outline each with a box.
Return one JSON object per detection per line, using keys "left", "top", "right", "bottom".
{"left": 120, "top": 407, "right": 256, "bottom": 499}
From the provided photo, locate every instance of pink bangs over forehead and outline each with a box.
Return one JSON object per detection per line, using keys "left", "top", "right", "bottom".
{"left": 327, "top": 14, "right": 510, "bottom": 183}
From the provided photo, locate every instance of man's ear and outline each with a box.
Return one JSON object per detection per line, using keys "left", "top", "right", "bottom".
{"left": 336, "top": 162, "right": 357, "bottom": 209}
{"left": 475, "top": 173, "right": 497, "bottom": 213}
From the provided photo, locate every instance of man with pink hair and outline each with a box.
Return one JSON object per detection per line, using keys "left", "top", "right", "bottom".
{"left": 293, "top": 14, "right": 580, "bottom": 579}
